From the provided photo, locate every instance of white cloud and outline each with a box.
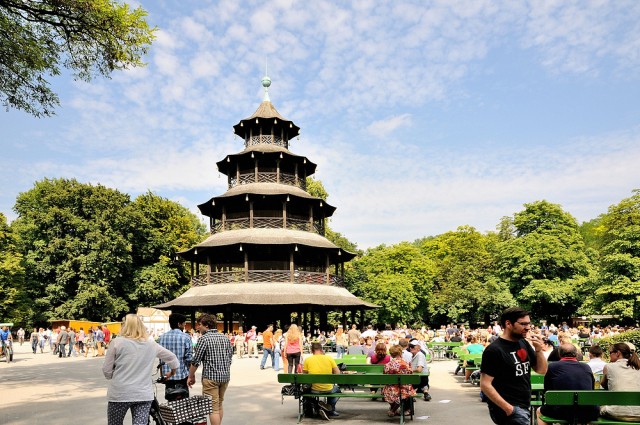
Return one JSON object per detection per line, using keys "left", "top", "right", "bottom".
{"left": 366, "top": 114, "right": 413, "bottom": 137}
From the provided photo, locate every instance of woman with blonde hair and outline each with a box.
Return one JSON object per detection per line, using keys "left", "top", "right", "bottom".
{"left": 273, "top": 328, "right": 283, "bottom": 372}
{"left": 102, "top": 314, "right": 179, "bottom": 425}
{"left": 335, "top": 325, "right": 348, "bottom": 359}
{"left": 285, "top": 323, "right": 303, "bottom": 373}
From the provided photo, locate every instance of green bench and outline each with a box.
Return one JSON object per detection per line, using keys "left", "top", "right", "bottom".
{"left": 538, "top": 390, "right": 640, "bottom": 425}
{"left": 278, "top": 373, "right": 422, "bottom": 424}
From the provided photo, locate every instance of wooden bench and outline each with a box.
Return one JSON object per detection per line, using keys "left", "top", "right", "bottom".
{"left": 538, "top": 390, "right": 640, "bottom": 425}
{"left": 278, "top": 373, "right": 422, "bottom": 424}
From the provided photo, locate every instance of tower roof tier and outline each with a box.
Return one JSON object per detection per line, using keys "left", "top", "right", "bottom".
{"left": 179, "top": 227, "right": 355, "bottom": 261}
{"left": 216, "top": 144, "right": 316, "bottom": 177}
{"left": 154, "top": 283, "right": 378, "bottom": 310}
{"left": 233, "top": 101, "right": 300, "bottom": 140}
{"left": 198, "top": 183, "right": 336, "bottom": 218}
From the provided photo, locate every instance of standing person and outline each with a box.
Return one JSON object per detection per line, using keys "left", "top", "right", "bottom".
{"left": 17, "top": 328, "right": 25, "bottom": 345}
{"left": 57, "top": 326, "right": 69, "bottom": 358}
{"left": 67, "top": 327, "right": 76, "bottom": 357}
{"left": 234, "top": 330, "right": 245, "bottom": 358}
{"left": 103, "top": 325, "right": 112, "bottom": 349}
{"left": 30, "top": 328, "right": 39, "bottom": 354}
{"left": 335, "top": 325, "right": 348, "bottom": 359}
{"left": 245, "top": 326, "right": 258, "bottom": 358}
{"left": 348, "top": 324, "right": 361, "bottom": 346}
{"left": 599, "top": 342, "right": 640, "bottom": 421}
{"left": 188, "top": 314, "right": 233, "bottom": 425}
{"left": 103, "top": 314, "right": 179, "bottom": 425}
{"left": 537, "top": 343, "right": 599, "bottom": 425}
{"left": 285, "top": 324, "right": 303, "bottom": 373}
{"left": 84, "top": 329, "right": 97, "bottom": 357}
{"left": 273, "top": 328, "right": 283, "bottom": 372}
{"left": 260, "top": 324, "right": 275, "bottom": 370}
{"left": 480, "top": 307, "right": 547, "bottom": 425}
{"left": 38, "top": 328, "right": 46, "bottom": 353}
{"left": 95, "top": 326, "right": 105, "bottom": 356}
{"left": 159, "top": 313, "right": 193, "bottom": 398}
{"left": 77, "top": 327, "right": 85, "bottom": 354}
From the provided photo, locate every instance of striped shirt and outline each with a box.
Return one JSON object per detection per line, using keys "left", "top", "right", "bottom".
{"left": 191, "top": 330, "right": 233, "bottom": 382}
{"left": 159, "top": 328, "right": 193, "bottom": 380}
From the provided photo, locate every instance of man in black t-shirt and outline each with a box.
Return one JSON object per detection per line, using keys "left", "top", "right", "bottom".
{"left": 480, "top": 307, "right": 548, "bottom": 425}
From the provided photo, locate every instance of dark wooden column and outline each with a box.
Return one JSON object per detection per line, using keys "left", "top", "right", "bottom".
{"left": 320, "top": 310, "right": 327, "bottom": 333}
{"left": 244, "top": 250, "right": 248, "bottom": 282}
{"left": 249, "top": 201, "right": 254, "bottom": 228}
{"left": 341, "top": 311, "right": 347, "bottom": 329}
{"left": 290, "top": 250, "right": 295, "bottom": 282}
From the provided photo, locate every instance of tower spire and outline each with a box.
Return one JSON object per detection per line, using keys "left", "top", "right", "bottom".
{"left": 261, "top": 59, "right": 271, "bottom": 102}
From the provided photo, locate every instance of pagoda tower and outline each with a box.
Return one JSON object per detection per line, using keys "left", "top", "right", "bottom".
{"left": 156, "top": 75, "right": 375, "bottom": 332}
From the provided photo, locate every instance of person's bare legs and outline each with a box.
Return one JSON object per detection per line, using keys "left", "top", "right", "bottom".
{"left": 536, "top": 407, "right": 549, "bottom": 425}
{"left": 210, "top": 409, "right": 222, "bottom": 425}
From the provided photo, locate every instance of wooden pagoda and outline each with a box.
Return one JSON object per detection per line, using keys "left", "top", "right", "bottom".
{"left": 155, "top": 75, "right": 376, "bottom": 332}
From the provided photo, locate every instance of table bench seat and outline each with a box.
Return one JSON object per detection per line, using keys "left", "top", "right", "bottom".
{"left": 538, "top": 390, "right": 640, "bottom": 425}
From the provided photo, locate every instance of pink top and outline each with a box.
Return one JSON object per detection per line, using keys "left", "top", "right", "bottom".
{"left": 286, "top": 337, "right": 301, "bottom": 354}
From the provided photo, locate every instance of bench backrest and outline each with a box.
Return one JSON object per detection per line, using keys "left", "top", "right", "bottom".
{"left": 345, "top": 365, "right": 385, "bottom": 373}
{"left": 277, "top": 373, "right": 421, "bottom": 386}
{"left": 544, "top": 391, "right": 640, "bottom": 406}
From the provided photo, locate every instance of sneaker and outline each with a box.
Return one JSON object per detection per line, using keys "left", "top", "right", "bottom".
{"left": 326, "top": 411, "right": 340, "bottom": 417}
{"left": 423, "top": 392, "right": 432, "bottom": 401}
{"left": 318, "top": 409, "right": 330, "bottom": 421}
{"left": 317, "top": 401, "right": 332, "bottom": 411}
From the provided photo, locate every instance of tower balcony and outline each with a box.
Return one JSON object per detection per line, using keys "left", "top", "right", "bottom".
{"left": 246, "top": 134, "right": 288, "bottom": 149}
{"left": 229, "top": 172, "right": 306, "bottom": 190}
{"left": 191, "top": 270, "right": 344, "bottom": 286}
{"left": 211, "top": 217, "right": 324, "bottom": 235}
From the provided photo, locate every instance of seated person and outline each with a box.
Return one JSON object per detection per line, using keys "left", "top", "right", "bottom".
{"left": 600, "top": 342, "right": 640, "bottom": 422}
{"left": 463, "top": 335, "right": 484, "bottom": 382}
{"left": 547, "top": 337, "right": 583, "bottom": 361}
{"left": 587, "top": 345, "right": 606, "bottom": 375}
{"left": 368, "top": 342, "right": 391, "bottom": 365}
{"left": 383, "top": 345, "right": 416, "bottom": 417}
{"left": 541, "top": 338, "right": 555, "bottom": 359}
{"left": 347, "top": 339, "right": 366, "bottom": 355}
{"left": 303, "top": 342, "right": 341, "bottom": 420}
{"left": 408, "top": 339, "right": 431, "bottom": 401}
{"left": 537, "top": 343, "right": 599, "bottom": 425}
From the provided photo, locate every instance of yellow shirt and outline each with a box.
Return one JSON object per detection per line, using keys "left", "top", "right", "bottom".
{"left": 303, "top": 354, "right": 338, "bottom": 391}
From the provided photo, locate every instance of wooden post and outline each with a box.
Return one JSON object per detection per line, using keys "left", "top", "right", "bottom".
{"left": 276, "top": 159, "right": 280, "bottom": 184}
{"left": 244, "top": 251, "right": 248, "bottom": 282}
{"left": 249, "top": 201, "right": 254, "bottom": 228}
{"left": 254, "top": 159, "right": 258, "bottom": 183}
{"left": 290, "top": 250, "right": 295, "bottom": 283}
{"left": 222, "top": 206, "right": 226, "bottom": 231}
{"left": 236, "top": 163, "right": 240, "bottom": 184}
{"left": 325, "top": 255, "right": 330, "bottom": 284}
{"left": 341, "top": 311, "right": 347, "bottom": 329}
{"left": 283, "top": 200, "right": 287, "bottom": 229}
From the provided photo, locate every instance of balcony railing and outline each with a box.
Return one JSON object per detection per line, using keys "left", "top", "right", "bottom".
{"left": 192, "top": 270, "right": 343, "bottom": 286}
{"left": 246, "top": 135, "right": 288, "bottom": 148}
{"left": 211, "top": 217, "right": 324, "bottom": 235}
{"left": 229, "top": 172, "right": 306, "bottom": 190}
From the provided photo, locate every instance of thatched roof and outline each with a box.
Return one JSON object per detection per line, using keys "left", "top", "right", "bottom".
{"left": 154, "top": 283, "right": 378, "bottom": 309}
{"left": 196, "top": 228, "right": 342, "bottom": 250}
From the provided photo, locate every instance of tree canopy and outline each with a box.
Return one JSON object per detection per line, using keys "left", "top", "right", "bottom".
{"left": 0, "top": 0, "right": 155, "bottom": 117}
{"left": 10, "top": 178, "right": 205, "bottom": 324}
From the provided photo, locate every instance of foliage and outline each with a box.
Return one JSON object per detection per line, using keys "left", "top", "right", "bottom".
{"left": 10, "top": 178, "right": 205, "bottom": 324}
{"left": 595, "top": 329, "right": 640, "bottom": 362}
{"left": 306, "top": 177, "right": 329, "bottom": 200}
{"left": 589, "top": 190, "right": 640, "bottom": 319}
{"left": 0, "top": 0, "right": 155, "bottom": 117}
{"left": 495, "top": 200, "right": 593, "bottom": 320}
{"left": 0, "top": 212, "right": 29, "bottom": 324}
{"left": 421, "top": 226, "right": 514, "bottom": 325}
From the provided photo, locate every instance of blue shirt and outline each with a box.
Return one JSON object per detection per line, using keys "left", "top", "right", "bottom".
{"left": 0, "top": 329, "right": 10, "bottom": 341}
{"left": 159, "top": 329, "right": 193, "bottom": 380}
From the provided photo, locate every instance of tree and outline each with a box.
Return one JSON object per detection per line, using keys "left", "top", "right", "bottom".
{"left": 1, "top": 0, "right": 155, "bottom": 117}
{"left": 496, "top": 200, "right": 593, "bottom": 320}
{"left": 11, "top": 178, "right": 205, "bottom": 323}
{"left": 421, "top": 226, "right": 513, "bottom": 325}
{"left": 588, "top": 190, "right": 640, "bottom": 319}
{"left": 0, "top": 212, "right": 29, "bottom": 324}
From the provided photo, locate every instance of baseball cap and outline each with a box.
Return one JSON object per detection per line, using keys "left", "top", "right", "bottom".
{"left": 409, "top": 339, "right": 420, "bottom": 347}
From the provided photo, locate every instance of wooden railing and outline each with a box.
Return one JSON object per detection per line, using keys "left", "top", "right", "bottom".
{"left": 246, "top": 135, "right": 287, "bottom": 148}
{"left": 210, "top": 217, "right": 324, "bottom": 235}
{"left": 191, "top": 270, "right": 343, "bottom": 286}
{"left": 229, "top": 172, "right": 306, "bottom": 190}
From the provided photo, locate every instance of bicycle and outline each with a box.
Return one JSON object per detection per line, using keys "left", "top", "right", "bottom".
{"left": 0, "top": 339, "right": 13, "bottom": 363}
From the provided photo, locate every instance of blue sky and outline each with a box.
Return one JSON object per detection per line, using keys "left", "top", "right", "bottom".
{"left": 1, "top": 0, "right": 640, "bottom": 249}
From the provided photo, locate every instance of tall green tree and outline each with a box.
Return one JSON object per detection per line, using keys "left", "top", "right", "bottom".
{"left": 421, "top": 226, "right": 514, "bottom": 324}
{"left": 588, "top": 190, "right": 640, "bottom": 319}
{"left": 1, "top": 0, "right": 155, "bottom": 117}
{"left": 11, "top": 178, "right": 205, "bottom": 323}
{"left": 496, "top": 200, "right": 593, "bottom": 320}
{"left": 0, "top": 212, "right": 29, "bottom": 324}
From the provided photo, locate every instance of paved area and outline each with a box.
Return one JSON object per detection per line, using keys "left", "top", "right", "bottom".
{"left": 0, "top": 342, "right": 496, "bottom": 424}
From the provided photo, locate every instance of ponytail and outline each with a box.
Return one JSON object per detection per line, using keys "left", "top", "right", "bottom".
{"left": 628, "top": 351, "right": 640, "bottom": 370}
